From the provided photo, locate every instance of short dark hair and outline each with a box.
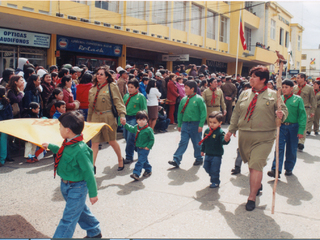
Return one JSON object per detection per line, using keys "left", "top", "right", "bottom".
{"left": 128, "top": 74, "right": 135, "bottom": 80}
{"left": 187, "top": 76, "right": 194, "bottom": 80}
{"left": 49, "top": 65, "right": 58, "bottom": 73}
{"left": 128, "top": 79, "right": 139, "bottom": 88}
{"left": 142, "top": 76, "right": 149, "bottom": 83}
{"left": 207, "top": 78, "right": 215, "bottom": 85}
{"left": 58, "top": 111, "right": 84, "bottom": 135}
{"left": 55, "top": 100, "right": 66, "bottom": 109}
{"left": 80, "top": 73, "right": 92, "bottom": 84}
{"left": 298, "top": 73, "right": 306, "bottom": 81}
{"left": 249, "top": 65, "right": 269, "bottom": 85}
{"left": 184, "top": 80, "right": 198, "bottom": 93}
{"left": 136, "top": 110, "right": 148, "bottom": 121}
{"left": 282, "top": 79, "right": 294, "bottom": 87}
{"left": 314, "top": 80, "right": 320, "bottom": 86}
{"left": 208, "top": 111, "right": 224, "bottom": 122}
{"left": 29, "top": 102, "right": 40, "bottom": 110}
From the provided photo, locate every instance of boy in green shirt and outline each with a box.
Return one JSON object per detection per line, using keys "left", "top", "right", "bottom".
{"left": 122, "top": 79, "right": 147, "bottom": 164}
{"left": 199, "top": 111, "right": 230, "bottom": 188}
{"left": 123, "top": 111, "right": 155, "bottom": 180}
{"left": 268, "top": 80, "right": 307, "bottom": 178}
{"left": 42, "top": 111, "right": 101, "bottom": 238}
{"left": 168, "top": 80, "right": 207, "bottom": 167}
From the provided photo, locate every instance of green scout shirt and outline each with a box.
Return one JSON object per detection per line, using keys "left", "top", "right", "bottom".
{"left": 177, "top": 94, "right": 207, "bottom": 128}
{"left": 123, "top": 92, "right": 147, "bottom": 116}
{"left": 201, "top": 127, "right": 230, "bottom": 156}
{"left": 49, "top": 141, "right": 97, "bottom": 198}
{"left": 283, "top": 94, "right": 307, "bottom": 135}
{"left": 124, "top": 123, "right": 155, "bottom": 149}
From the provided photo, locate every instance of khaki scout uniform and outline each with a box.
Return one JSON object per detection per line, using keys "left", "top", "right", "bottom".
{"left": 117, "top": 77, "right": 127, "bottom": 98}
{"left": 293, "top": 84, "right": 316, "bottom": 144}
{"left": 202, "top": 87, "right": 226, "bottom": 123}
{"left": 311, "top": 91, "right": 320, "bottom": 133}
{"left": 88, "top": 82, "right": 126, "bottom": 143}
{"left": 220, "top": 81, "right": 237, "bottom": 124}
{"left": 228, "top": 88, "right": 288, "bottom": 171}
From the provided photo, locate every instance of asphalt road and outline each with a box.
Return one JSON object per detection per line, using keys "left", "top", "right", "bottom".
{"left": 1, "top": 124, "right": 319, "bottom": 238}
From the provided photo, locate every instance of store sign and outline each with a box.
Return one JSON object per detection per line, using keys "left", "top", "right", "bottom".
{"left": 278, "top": 15, "right": 290, "bottom": 26}
{"left": 206, "top": 60, "right": 227, "bottom": 69}
{"left": 289, "top": 70, "right": 299, "bottom": 74}
{"left": 162, "top": 54, "right": 189, "bottom": 61}
{"left": 57, "top": 35, "right": 122, "bottom": 57}
{"left": 0, "top": 28, "right": 51, "bottom": 48}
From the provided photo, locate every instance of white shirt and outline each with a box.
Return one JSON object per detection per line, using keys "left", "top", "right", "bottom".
{"left": 147, "top": 88, "right": 161, "bottom": 106}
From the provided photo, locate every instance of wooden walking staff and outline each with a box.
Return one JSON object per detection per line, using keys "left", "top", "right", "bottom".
{"left": 272, "top": 51, "right": 287, "bottom": 214}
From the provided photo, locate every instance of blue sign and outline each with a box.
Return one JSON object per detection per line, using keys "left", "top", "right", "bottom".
{"left": 57, "top": 35, "right": 122, "bottom": 57}
{"left": 289, "top": 70, "right": 300, "bottom": 74}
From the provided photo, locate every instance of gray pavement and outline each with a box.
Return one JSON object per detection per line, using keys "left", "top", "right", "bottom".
{"left": 1, "top": 124, "right": 320, "bottom": 238}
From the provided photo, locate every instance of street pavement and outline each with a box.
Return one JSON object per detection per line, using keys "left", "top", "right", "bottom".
{"left": 1, "top": 124, "right": 320, "bottom": 238}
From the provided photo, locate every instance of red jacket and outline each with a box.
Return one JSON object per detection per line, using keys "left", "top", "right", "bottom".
{"left": 76, "top": 83, "right": 92, "bottom": 109}
{"left": 166, "top": 80, "right": 179, "bottom": 105}
{"left": 63, "top": 88, "right": 76, "bottom": 111}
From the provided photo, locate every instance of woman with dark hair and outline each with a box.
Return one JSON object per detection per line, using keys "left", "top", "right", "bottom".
{"left": 146, "top": 78, "right": 161, "bottom": 130}
{"left": 23, "top": 67, "right": 35, "bottom": 83}
{"left": 88, "top": 67, "right": 126, "bottom": 173}
{"left": 46, "top": 88, "right": 64, "bottom": 118}
{"left": 51, "top": 72, "right": 59, "bottom": 86}
{"left": 58, "top": 75, "right": 80, "bottom": 112}
{"left": 6, "top": 76, "right": 25, "bottom": 118}
{"left": 56, "top": 68, "right": 70, "bottom": 85}
{"left": 23, "top": 74, "right": 42, "bottom": 115}
{"left": 41, "top": 73, "right": 55, "bottom": 110}
{"left": 77, "top": 72, "right": 93, "bottom": 120}
{"left": 0, "top": 68, "right": 15, "bottom": 87}
{"left": 198, "top": 64, "right": 209, "bottom": 76}
{"left": 166, "top": 73, "right": 179, "bottom": 124}
{"left": 225, "top": 65, "right": 288, "bottom": 211}
{"left": 189, "top": 64, "right": 198, "bottom": 77}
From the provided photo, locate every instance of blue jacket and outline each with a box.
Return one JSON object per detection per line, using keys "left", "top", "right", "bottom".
{"left": 0, "top": 102, "right": 13, "bottom": 121}
{"left": 139, "top": 82, "right": 147, "bottom": 98}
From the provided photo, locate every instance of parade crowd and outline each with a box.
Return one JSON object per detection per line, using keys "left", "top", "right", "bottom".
{"left": 1, "top": 58, "right": 319, "bottom": 237}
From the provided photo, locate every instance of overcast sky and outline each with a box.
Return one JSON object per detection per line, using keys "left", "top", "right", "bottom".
{"left": 278, "top": 1, "right": 320, "bottom": 49}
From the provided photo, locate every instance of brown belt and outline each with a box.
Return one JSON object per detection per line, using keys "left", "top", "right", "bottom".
{"left": 61, "top": 179, "right": 79, "bottom": 184}
{"left": 282, "top": 122, "right": 293, "bottom": 125}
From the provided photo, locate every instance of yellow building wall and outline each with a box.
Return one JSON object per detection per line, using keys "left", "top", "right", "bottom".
{"left": 206, "top": 38, "right": 217, "bottom": 49}
{"left": 219, "top": 42, "right": 228, "bottom": 53}
{"left": 50, "top": 1, "right": 89, "bottom": 19}
{"left": 243, "top": 10, "right": 260, "bottom": 29}
{"left": 171, "top": 29, "right": 188, "bottom": 43}
{"left": 124, "top": 17, "right": 148, "bottom": 33}
{"left": 149, "top": 25, "right": 169, "bottom": 38}
{"left": 47, "top": 34, "right": 56, "bottom": 66}
{"left": 189, "top": 33, "right": 203, "bottom": 46}
{"left": 90, "top": 7, "right": 122, "bottom": 26}
{"left": 3, "top": 1, "right": 50, "bottom": 13}
{"left": 228, "top": 2, "right": 242, "bottom": 56}
{"left": 227, "top": 62, "right": 243, "bottom": 75}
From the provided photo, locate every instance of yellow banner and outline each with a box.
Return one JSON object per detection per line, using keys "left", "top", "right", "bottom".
{"left": 0, "top": 119, "right": 111, "bottom": 149}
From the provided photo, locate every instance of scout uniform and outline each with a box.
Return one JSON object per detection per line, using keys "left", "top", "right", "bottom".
{"left": 311, "top": 90, "right": 320, "bottom": 134}
{"left": 293, "top": 83, "right": 316, "bottom": 144}
{"left": 88, "top": 82, "right": 126, "bottom": 143}
{"left": 221, "top": 81, "right": 237, "bottom": 124}
{"left": 202, "top": 87, "right": 226, "bottom": 123}
{"left": 117, "top": 77, "right": 127, "bottom": 98}
{"left": 229, "top": 88, "right": 288, "bottom": 171}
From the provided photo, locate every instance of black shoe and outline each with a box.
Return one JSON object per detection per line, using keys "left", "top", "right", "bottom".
{"left": 246, "top": 200, "right": 255, "bottom": 211}
{"left": 315, "top": 132, "right": 319, "bottom": 135}
{"left": 117, "top": 165, "right": 124, "bottom": 171}
{"left": 306, "top": 131, "right": 311, "bottom": 135}
{"left": 256, "top": 184, "right": 263, "bottom": 196}
{"left": 124, "top": 159, "right": 133, "bottom": 164}
{"left": 168, "top": 160, "right": 179, "bottom": 168}
{"left": 267, "top": 169, "right": 280, "bottom": 178}
{"left": 130, "top": 173, "right": 140, "bottom": 181}
{"left": 84, "top": 233, "right": 102, "bottom": 238}
{"left": 94, "top": 166, "right": 96, "bottom": 175}
{"left": 143, "top": 171, "right": 152, "bottom": 177}
{"left": 5, "top": 157, "right": 14, "bottom": 162}
{"left": 285, "top": 170, "right": 292, "bottom": 176}
{"left": 231, "top": 167, "right": 241, "bottom": 175}
{"left": 298, "top": 143, "right": 304, "bottom": 151}
{"left": 193, "top": 160, "right": 203, "bottom": 166}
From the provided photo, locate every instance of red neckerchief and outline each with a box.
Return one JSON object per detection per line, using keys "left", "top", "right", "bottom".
{"left": 244, "top": 85, "right": 268, "bottom": 122}
{"left": 54, "top": 134, "right": 84, "bottom": 178}
{"left": 198, "top": 127, "right": 219, "bottom": 145}
{"left": 297, "top": 83, "right": 306, "bottom": 96}
{"left": 125, "top": 91, "right": 138, "bottom": 107}
{"left": 210, "top": 87, "right": 217, "bottom": 105}
{"left": 92, "top": 82, "right": 108, "bottom": 110}
{"left": 135, "top": 124, "right": 149, "bottom": 146}
{"left": 284, "top": 93, "right": 293, "bottom": 104}
{"left": 314, "top": 89, "right": 320, "bottom": 95}
{"left": 181, "top": 93, "right": 196, "bottom": 113}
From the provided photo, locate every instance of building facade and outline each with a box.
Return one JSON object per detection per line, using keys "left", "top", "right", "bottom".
{"left": 0, "top": 1, "right": 303, "bottom": 76}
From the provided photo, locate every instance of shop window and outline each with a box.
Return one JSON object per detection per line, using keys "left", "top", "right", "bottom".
{"left": 302, "top": 54, "right": 307, "bottom": 60}
{"left": 173, "top": 2, "right": 187, "bottom": 31}
{"left": 245, "top": 27, "right": 251, "bottom": 51}
{"left": 270, "top": 19, "right": 276, "bottom": 40}
{"left": 76, "top": 56, "right": 117, "bottom": 71}
{"left": 191, "top": 4, "right": 202, "bottom": 36}
{"left": 152, "top": 1, "right": 167, "bottom": 25}
{"left": 279, "top": 28, "right": 284, "bottom": 46}
{"left": 95, "top": 1, "right": 118, "bottom": 13}
{"left": 285, "top": 31, "right": 289, "bottom": 48}
{"left": 301, "top": 66, "right": 306, "bottom": 72}
{"left": 0, "top": 46, "right": 17, "bottom": 75}
{"left": 19, "top": 47, "right": 47, "bottom": 69}
{"left": 207, "top": 11, "right": 216, "bottom": 40}
{"left": 220, "top": 16, "right": 228, "bottom": 43}
{"left": 127, "top": 1, "right": 146, "bottom": 20}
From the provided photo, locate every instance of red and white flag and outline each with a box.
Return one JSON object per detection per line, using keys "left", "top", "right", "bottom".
{"left": 239, "top": 14, "right": 247, "bottom": 50}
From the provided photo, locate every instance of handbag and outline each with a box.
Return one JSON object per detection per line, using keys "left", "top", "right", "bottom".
{"left": 12, "top": 103, "right": 20, "bottom": 116}
{"left": 108, "top": 83, "right": 118, "bottom": 118}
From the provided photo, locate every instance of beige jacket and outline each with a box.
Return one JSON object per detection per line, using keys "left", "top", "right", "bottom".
{"left": 202, "top": 87, "right": 226, "bottom": 111}
{"left": 293, "top": 84, "right": 316, "bottom": 114}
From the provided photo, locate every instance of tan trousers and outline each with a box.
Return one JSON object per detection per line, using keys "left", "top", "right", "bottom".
{"left": 299, "top": 108, "right": 311, "bottom": 145}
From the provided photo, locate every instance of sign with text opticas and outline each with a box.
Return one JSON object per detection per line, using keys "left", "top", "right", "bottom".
{"left": 57, "top": 35, "right": 122, "bottom": 57}
{"left": 162, "top": 54, "right": 189, "bottom": 61}
{"left": 0, "top": 28, "right": 51, "bottom": 48}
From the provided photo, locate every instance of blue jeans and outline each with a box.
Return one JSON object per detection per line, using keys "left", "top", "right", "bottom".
{"left": 80, "top": 108, "right": 88, "bottom": 121}
{"left": 53, "top": 180, "right": 101, "bottom": 238}
{"left": 272, "top": 123, "right": 299, "bottom": 173}
{"left": 173, "top": 121, "right": 203, "bottom": 165}
{"left": 123, "top": 116, "right": 137, "bottom": 160}
{"left": 133, "top": 148, "right": 151, "bottom": 176}
{"left": 203, "top": 155, "right": 222, "bottom": 184}
{"left": 155, "top": 118, "right": 170, "bottom": 131}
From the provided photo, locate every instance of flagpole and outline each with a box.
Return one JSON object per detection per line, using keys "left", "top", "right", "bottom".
{"left": 235, "top": 8, "right": 242, "bottom": 77}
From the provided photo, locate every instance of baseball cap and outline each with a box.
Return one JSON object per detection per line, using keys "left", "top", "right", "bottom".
{"left": 155, "top": 72, "right": 163, "bottom": 79}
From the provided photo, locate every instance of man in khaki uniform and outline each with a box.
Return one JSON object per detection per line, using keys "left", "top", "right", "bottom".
{"left": 221, "top": 76, "right": 237, "bottom": 124}
{"left": 202, "top": 78, "right": 226, "bottom": 122}
{"left": 117, "top": 70, "right": 128, "bottom": 98}
{"left": 311, "top": 80, "right": 320, "bottom": 134}
{"left": 293, "top": 73, "right": 316, "bottom": 150}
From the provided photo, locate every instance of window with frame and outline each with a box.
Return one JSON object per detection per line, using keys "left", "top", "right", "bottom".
{"left": 152, "top": 1, "right": 167, "bottom": 25}
{"left": 301, "top": 66, "right": 306, "bottom": 72}
{"left": 95, "top": 1, "right": 118, "bottom": 12}
{"left": 127, "top": 1, "right": 145, "bottom": 20}
{"left": 298, "top": 35, "right": 301, "bottom": 51}
{"left": 207, "top": 11, "right": 215, "bottom": 39}
{"left": 285, "top": 31, "right": 289, "bottom": 48}
{"left": 173, "top": 2, "right": 187, "bottom": 31}
{"left": 270, "top": 19, "right": 276, "bottom": 40}
{"left": 245, "top": 27, "right": 251, "bottom": 51}
{"left": 302, "top": 54, "right": 307, "bottom": 60}
{"left": 191, "top": 4, "right": 202, "bottom": 36}
{"left": 279, "top": 28, "right": 284, "bottom": 45}
{"left": 219, "top": 16, "right": 228, "bottom": 43}
{"left": 245, "top": 1, "right": 253, "bottom": 13}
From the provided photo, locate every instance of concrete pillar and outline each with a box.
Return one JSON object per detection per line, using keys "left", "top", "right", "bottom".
{"left": 118, "top": 44, "right": 126, "bottom": 68}
{"left": 47, "top": 34, "right": 56, "bottom": 67}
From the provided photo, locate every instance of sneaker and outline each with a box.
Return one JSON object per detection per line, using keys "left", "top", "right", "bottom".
{"left": 26, "top": 158, "right": 36, "bottom": 163}
{"left": 84, "top": 233, "right": 102, "bottom": 238}
{"left": 267, "top": 169, "right": 280, "bottom": 178}
{"left": 298, "top": 143, "right": 304, "bottom": 151}
{"left": 124, "top": 159, "right": 133, "bottom": 164}
{"left": 130, "top": 173, "right": 140, "bottom": 181}
{"left": 193, "top": 160, "right": 203, "bottom": 166}
{"left": 231, "top": 167, "right": 241, "bottom": 175}
{"left": 285, "top": 170, "right": 292, "bottom": 176}
{"left": 168, "top": 161, "right": 179, "bottom": 168}
{"left": 143, "top": 171, "right": 152, "bottom": 177}
{"left": 210, "top": 183, "right": 219, "bottom": 188}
